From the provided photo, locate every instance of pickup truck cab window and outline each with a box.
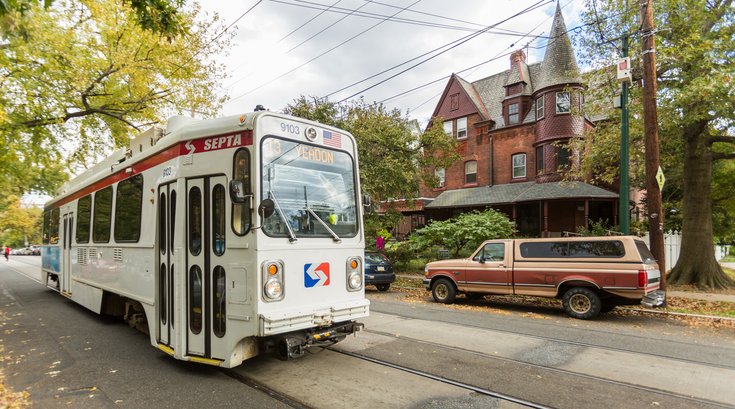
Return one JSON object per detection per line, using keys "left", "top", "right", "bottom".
{"left": 475, "top": 243, "right": 505, "bottom": 262}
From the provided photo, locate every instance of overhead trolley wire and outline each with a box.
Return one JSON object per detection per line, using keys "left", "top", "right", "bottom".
{"left": 227, "top": 0, "right": 423, "bottom": 104}
{"left": 331, "top": 0, "right": 552, "bottom": 104}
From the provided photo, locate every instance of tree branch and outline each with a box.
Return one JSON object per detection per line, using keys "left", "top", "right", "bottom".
{"left": 708, "top": 136, "right": 735, "bottom": 145}
{"left": 712, "top": 152, "right": 735, "bottom": 161}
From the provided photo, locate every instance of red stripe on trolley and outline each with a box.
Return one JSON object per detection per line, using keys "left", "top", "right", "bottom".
{"left": 46, "top": 130, "right": 253, "bottom": 209}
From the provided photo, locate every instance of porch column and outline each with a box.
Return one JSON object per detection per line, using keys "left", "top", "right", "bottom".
{"left": 584, "top": 199, "right": 589, "bottom": 227}
{"left": 543, "top": 201, "right": 549, "bottom": 237}
{"left": 613, "top": 199, "right": 619, "bottom": 227}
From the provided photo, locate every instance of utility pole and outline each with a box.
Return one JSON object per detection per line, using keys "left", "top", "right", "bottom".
{"left": 619, "top": 34, "right": 630, "bottom": 235}
{"left": 640, "top": 0, "right": 665, "bottom": 286}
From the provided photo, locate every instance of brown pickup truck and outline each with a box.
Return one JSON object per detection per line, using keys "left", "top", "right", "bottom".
{"left": 423, "top": 236, "right": 665, "bottom": 319}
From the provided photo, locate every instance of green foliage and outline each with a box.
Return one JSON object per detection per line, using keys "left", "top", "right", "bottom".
{"left": 408, "top": 210, "right": 516, "bottom": 258}
{"left": 1, "top": 0, "right": 186, "bottom": 38}
{"left": 0, "top": 0, "right": 230, "bottom": 196}
{"left": 0, "top": 196, "right": 42, "bottom": 247}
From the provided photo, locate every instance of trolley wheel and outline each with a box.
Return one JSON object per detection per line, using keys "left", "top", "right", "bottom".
{"left": 376, "top": 283, "right": 391, "bottom": 292}
{"left": 562, "top": 287, "right": 602, "bottom": 319}
{"left": 431, "top": 278, "right": 456, "bottom": 304}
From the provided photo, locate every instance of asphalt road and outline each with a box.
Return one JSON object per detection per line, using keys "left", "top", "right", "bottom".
{"left": 2, "top": 257, "right": 735, "bottom": 408}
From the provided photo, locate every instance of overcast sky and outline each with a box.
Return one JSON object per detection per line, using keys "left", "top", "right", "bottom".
{"left": 206, "top": 0, "right": 586, "bottom": 127}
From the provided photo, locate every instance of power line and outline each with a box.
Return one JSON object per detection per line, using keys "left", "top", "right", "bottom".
{"left": 227, "top": 0, "right": 423, "bottom": 104}
{"left": 283, "top": 0, "right": 371, "bottom": 54}
{"left": 333, "top": 0, "right": 551, "bottom": 104}
{"left": 276, "top": 0, "right": 344, "bottom": 45}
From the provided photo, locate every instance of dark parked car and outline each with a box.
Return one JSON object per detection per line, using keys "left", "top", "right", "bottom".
{"left": 364, "top": 251, "right": 395, "bottom": 292}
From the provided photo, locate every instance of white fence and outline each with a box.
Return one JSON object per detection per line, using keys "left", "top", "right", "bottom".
{"left": 641, "top": 231, "right": 731, "bottom": 271}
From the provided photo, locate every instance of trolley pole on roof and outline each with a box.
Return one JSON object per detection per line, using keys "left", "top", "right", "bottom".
{"left": 618, "top": 34, "right": 630, "bottom": 235}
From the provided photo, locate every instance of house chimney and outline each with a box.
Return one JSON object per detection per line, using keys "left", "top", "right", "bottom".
{"left": 510, "top": 50, "right": 526, "bottom": 67}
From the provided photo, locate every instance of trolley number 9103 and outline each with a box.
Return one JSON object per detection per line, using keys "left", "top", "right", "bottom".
{"left": 280, "top": 122, "right": 300, "bottom": 136}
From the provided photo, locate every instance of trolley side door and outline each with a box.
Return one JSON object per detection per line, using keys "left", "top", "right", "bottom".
{"left": 157, "top": 183, "right": 175, "bottom": 347}
{"left": 185, "top": 175, "right": 230, "bottom": 360}
{"left": 61, "top": 211, "right": 73, "bottom": 295}
{"left": 186, "top": 178, "right": 206, "bottom": 356}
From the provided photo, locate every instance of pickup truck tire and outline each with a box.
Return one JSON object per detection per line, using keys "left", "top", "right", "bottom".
{"left": 562, "top": 287, "right": 601, "bottom": 319}
{"left": 376, "top": 283, "right": 391, "bottom": 292}
{"left": 431, "top": 279, "right": 456, "bottom": 304}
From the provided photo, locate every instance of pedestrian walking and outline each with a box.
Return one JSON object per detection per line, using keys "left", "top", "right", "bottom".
{"left": 4, "top": 245, "right": 10, "bottom": 261}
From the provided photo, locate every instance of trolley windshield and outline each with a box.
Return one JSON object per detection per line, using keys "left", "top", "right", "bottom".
{"left": 261, "top": 136, "right": 358, "bottom": 239}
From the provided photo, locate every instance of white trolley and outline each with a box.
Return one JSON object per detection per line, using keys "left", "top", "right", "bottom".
{"left": 41, "top": 112, "right": 369, "bottom": 367}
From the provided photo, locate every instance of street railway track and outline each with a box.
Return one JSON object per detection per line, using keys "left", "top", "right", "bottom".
{"left": 348, "top": 325, "right": 734, "bottom": 409}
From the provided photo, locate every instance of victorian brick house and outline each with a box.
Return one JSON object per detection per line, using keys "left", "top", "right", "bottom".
{"left": 394, "top": 4, "right": 619, "bottom": 238}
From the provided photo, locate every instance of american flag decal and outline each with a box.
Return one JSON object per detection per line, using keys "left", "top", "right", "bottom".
{"left": 322, "top": 130, "right": 342, "bottom": 148}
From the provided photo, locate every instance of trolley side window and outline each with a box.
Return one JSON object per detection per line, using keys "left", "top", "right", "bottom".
{"left": 213, "top": 266, "right": 226, "bottom": 338}
{"left": 42, "top": 210, "right": 50, "bottom": 244}
{"left": 232, "top": 148, "right": 252, "bottom": 236}
{"left": 49, "top": 208, "right": 60, "bottom": 244}
{"left": 93, "top": 186, "right": 113, "bottom": 243}
{"left": 76, "top": 195, "right": 92, "bottom": 243}
{"left": 213, "top": 184, "right": 225, "bottom": 256}
{"left": 114, "top": 174, "right": 143, "bottom": 242}
{"left": 189, "top": 187, "right": 202, "bottom": 256}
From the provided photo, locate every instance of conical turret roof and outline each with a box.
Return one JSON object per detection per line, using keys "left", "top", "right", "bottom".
{"left": 535, "top": 3, "right": 583, "bottom": 92}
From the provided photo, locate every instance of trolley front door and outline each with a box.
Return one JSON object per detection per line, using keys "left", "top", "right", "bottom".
{"left": 186, "top": 175, "right": 229, "bottom": 360}
{"left": 61, "top": 212, "right": 73, "bottom": 295}
{"left": 157, "top": 183, "right": 177, "bottom": 348}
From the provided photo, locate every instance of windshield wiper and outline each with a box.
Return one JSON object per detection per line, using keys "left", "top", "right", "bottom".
{"left": 305, "top": 206, "right": 342, "bottom": 243}
{"left": 303, "top": 185, "right": 341, "bottom": 243}
{"left": 269, "top": 190, "right": 297, "bottom": 243}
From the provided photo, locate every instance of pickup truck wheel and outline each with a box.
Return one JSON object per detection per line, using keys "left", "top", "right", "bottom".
{"left": 432, "top": 279, "right": 456, "bottom": 304}
{"left": 376, "top": 283, "right": 391, "bottom": 292}
{"left": 562, "top": 287, "right": 601, "bottom": 319}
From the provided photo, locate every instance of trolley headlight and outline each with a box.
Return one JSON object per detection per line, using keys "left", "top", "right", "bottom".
{"left": 346, "top": 257, "right": 363, "bottom": 292}
{"left": 261, "top": 260, "right": 285, "bottom": 301}
{"left": 264, "top": 278, "right": 283, "bottom": 299}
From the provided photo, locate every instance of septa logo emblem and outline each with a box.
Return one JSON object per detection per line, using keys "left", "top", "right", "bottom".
{"left": 304, "top": 262, "right": 330, "bottom": 288}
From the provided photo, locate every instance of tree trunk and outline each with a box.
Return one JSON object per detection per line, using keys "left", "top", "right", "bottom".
{"left": 668, "top": 127, "right": 734, "bottom": 289}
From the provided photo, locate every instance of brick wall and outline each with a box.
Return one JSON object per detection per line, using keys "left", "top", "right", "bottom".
{"left": 491, "top": 124, "right": 536, "bottom": 184}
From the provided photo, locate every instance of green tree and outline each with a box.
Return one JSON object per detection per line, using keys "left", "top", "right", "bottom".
{"left": 283, "top": 96, "right": 459, "bottom": 235}
{"left": 1, "top": 0, "right": 186, "bottom": 38}
{"left": 575, "top": 0, "right": 734, "bottom": 289}
{"left": 408, "top": 210, "right": 516, "bottom": 258}
{"left": 0, "top": 0, "right": 230, "bottom": 197}
{"left": 0, "top": 196, "right": 42, "bottom": 248}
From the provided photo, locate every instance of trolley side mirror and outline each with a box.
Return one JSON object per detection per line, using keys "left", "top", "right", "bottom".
{"left": 229, "top": 180, "right": 251, "bottom": 204}
{"left": 258, "top": 198, "right": 275, "bottom": 219}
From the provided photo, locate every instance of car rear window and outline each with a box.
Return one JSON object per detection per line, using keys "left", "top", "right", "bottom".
{"left": 365, "top": 252, "right": 389, "bottom": 263}
{"left": 634, "top": 240, "right": 657, "bottom": 263}
{"left": 520, "top": 240, "right": 625, "bottom": 258}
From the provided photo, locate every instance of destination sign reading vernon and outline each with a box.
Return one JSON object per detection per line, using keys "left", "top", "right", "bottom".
{"left": 181, "top": 131, "right": 253, "bottom": 155}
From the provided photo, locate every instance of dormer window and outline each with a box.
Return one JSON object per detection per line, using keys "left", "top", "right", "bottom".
{"left": 556, "top": 91, "right": 570, "bottom": 114}
{"left": 508, "top": 103, "right": 519, "bottom": 124}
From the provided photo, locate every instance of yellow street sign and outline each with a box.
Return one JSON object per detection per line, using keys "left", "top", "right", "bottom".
{"left": 656, "top": 166, "right": 665, "bottom": 190}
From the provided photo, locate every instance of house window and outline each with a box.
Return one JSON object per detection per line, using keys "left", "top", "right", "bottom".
{"left": 557, "top": 145, "right": 570, "bottom": 169}
{"left": 465, "top": 161, "right": 477, "bottom": 184}
{"left": 435, "top": 168, "right": 445, "bottom": 188}
{"left": 443, "top": 121, "right": 452, "bottom": 135}
{"left": 512, "top": 153, "right": 526, "bottom": 179}
{"left": 556, "top": 91, "right": 570, "bottom": 114}
{"left": 508, "top": 103, "right": 519, "bottom": 124}
{"left": 536, "top": 145, "right": 544, "bottom": 174}
{"left": 536, "top": 96, "right": 544, "bottom": 119}
{"left": 456, "top": 117, "right": 467, "bottom": 139}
